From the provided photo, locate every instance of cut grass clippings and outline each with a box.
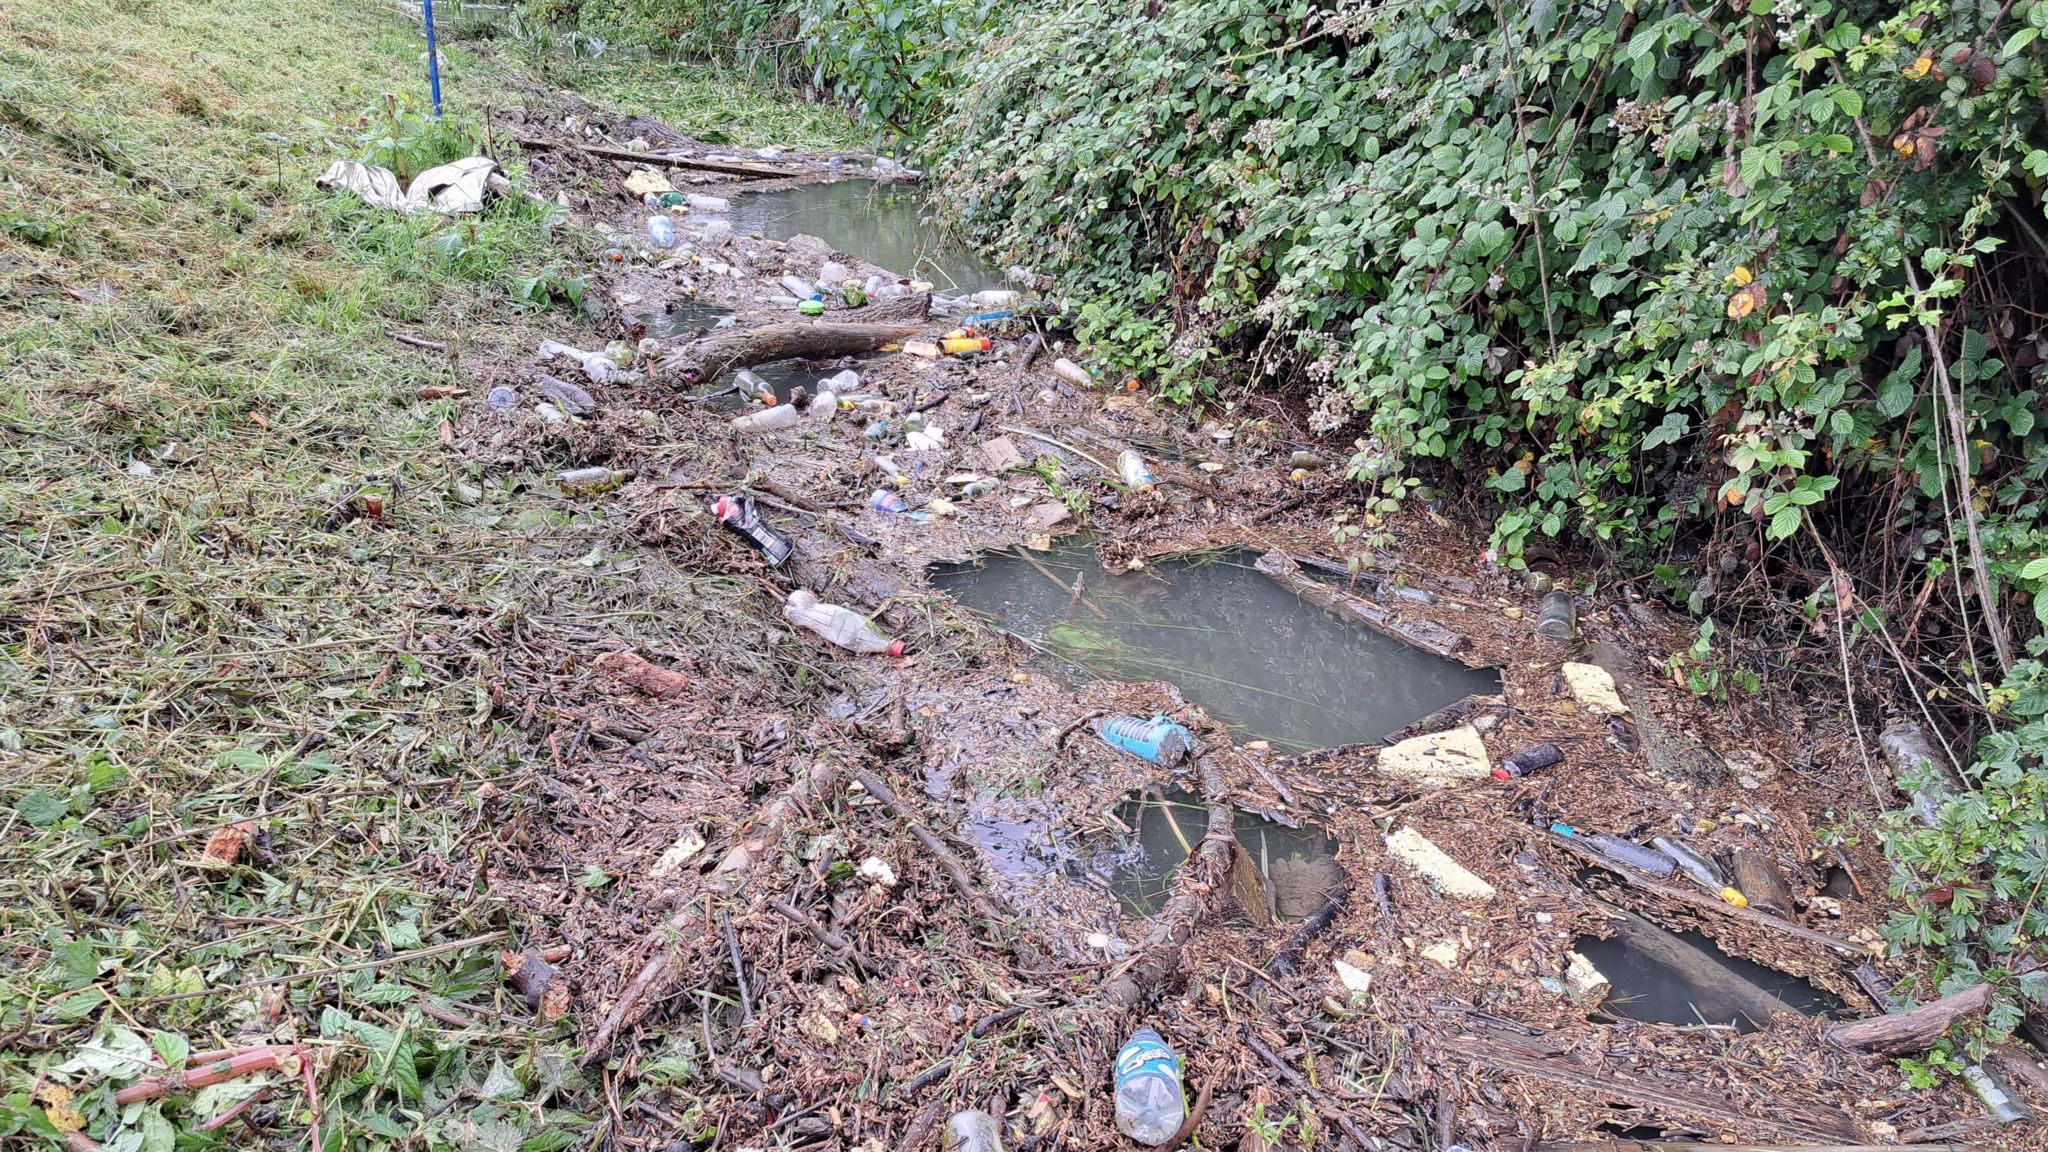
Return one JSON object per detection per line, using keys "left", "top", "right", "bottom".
{"left": 0, "top": 0, "right": 813, "bottom": 1147}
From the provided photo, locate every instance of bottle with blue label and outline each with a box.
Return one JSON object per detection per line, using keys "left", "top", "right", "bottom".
{"left": 1097, "top": 715, "right": 1194, "bottom": 764}
{"left": 1114, "top": 1028, "right": 1185, "bottom": 1145}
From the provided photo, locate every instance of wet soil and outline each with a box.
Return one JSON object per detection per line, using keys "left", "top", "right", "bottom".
{"left": 444, "top": 90, "right": 2024, "bottom": 1150}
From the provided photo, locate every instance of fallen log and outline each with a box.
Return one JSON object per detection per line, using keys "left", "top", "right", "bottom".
{"left": 1253, "top": 551, "right": 1466, "bottom": 658}
{"left": 1103, "top": 750, "right": 1234, "bottom": 1013}
{"left": 1599, "top": 904, "right": 1804, "bottom": 1027}
{"left": 1586, "top": 640, "right": 1725, "bottom": 784}
{"left": 1823, "top": 982, "right": 1993, "bottom": 1056}
{"left": 1727, "top": 848, "right": 1799, "bottom": 917}
{"left": 657, "top": 321, "right": 923, "bottom": 386}
{"left": 851, "top": 292, "right": 932, "bottom": 324}
{"left": 515, "top": 137, "right": 788, "bottom": 179}
{"left": 1879, "top": 720, "right": 1963, "bottom": 824}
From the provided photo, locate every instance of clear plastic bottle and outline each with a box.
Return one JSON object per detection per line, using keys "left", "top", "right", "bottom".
{"left": 1052, "top": 358, "right": 1093, "bottom": 388}
{"left": 810, "top": 390, "right": 837, "bottom": 423}
{"left": 783, "top": 590, "right": 903, "bottom": 656}
{"left": 1118, "top": 450, "right": 1156, "bottom": 493}
{"left": 1113, "top": 1028, "right": 1185, "bottom": 1146}
{"left": 732, "top": 404, "right": 800, "bottom": 432}
{"left": 647, "top": 215, "right": 676, "bottom": 249}
{"left": 736, "top": 368, "right": 776, "bottom": 406}
{"left": 944, "top": 1110, "right": 1004, "bottom": 1152}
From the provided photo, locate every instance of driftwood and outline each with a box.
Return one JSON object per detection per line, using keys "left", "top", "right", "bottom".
{"left": 1103, "top": 751, "right": 1234, "bottom": 1012}
{"left": 1586, "top": 639, "right": 1726, "bottom": 784}
{"left": 657, "top": 321, "right": 923, "bottom": 386}
{"left": 1728, "top": 848, "right": 1798, "bottom": 917}
{"left": 515, "top": 136, "right": 787, "bottom": 179}
{"left": 1253, "top": 551, "right": 1466, "bottom": 658}
{"left": 1457, "top": 1035, "right": 1861, "bottom": 1142}
{"left": 1823, "top": 982, "right": 1993, "bottom": 1055}
{"left": 1599, "top": 904, "right": 1804, "bottom": 1027}
{"left": 853, "top": 292, "right": 933, "bottom": 324}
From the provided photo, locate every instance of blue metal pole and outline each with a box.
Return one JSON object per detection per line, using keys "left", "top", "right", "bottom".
{"left": 422, "top": 0, "right": 444, "bottom": 117}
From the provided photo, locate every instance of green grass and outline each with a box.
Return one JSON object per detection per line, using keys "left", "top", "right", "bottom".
{"left": 0, "top": 0, "right": 810, "bottom": 1147}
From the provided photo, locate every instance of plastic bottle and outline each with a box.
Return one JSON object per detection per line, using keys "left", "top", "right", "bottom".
{"left": 685, "top": 193, "right": 730, "bottom": 213}
{"left": 780, "top": 275, "right": 824, "bottom": 302}
{"left": 873, "top": 456, "right": 903, "bottom": 483}
{"left": 942, "top": 335, "right": 992, "bottom": 355}
{"left": 732, "top": 404, "right": 800, "bottom": 432}
{"left": 1535, "top": 590, "right": 1577, "bottom": 641}
{"left": 945, "top": 1111, "right": 1004, "bottom": 1152}
{"left": 810, "top": 390, "right": 837, "bottom": 423}
{"left": 971, "top": 289, "right": 1023, "bottom": 308}
{"left": 783, "top": 589, "right": 903, "bottom": 656}
{"left": 711, "top": 495, "right": 793, "bottom": 567}
{"left": 864, "top": 419, "right": 893, "bottom": 440}
{"left": 1113, "top": 1028, "right": 1186, "bottom": 1146}
{"left": 960, "top": 479, "right": 998, "bottom": 497}
{"left": 869, "top": 488, "right": 909, "bottom": 513}
{"left": 1492, "top": 743, "right": 1564, "bottom": 781}
{"left": 823, "top": 368, "right": 862, "bottom": 391}
{"left": 1097, "top": 715, "right": 1194, "bottom": 765}
{"left": 736, "top": 369, "right": 776, "bottom": 405}
{"left": 1118, "top": 450, "right": 1156, "bottom": 493}
{"left": 819, "top": 261, "right": 852, "bottom": 284}
{"left": 558, "top": 467, "right": 627, "bottom": 494}
{"left": 1651, "top": 836, "right": 1749, "bottom": 906}
{"left": 648, "top": 215, "right": 676, "bottom": 249}
{"left": 1052, "top": 358, "right": 1093, "bottom": 388}
{"left": 1552, "top": 823, "right": 1677, "bottom": 878}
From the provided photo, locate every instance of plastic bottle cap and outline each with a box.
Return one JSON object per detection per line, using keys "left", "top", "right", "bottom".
{"left": 712, "top": 496, "right": 736, "bottom": 520}
{"left": 887, "top": 641, "right": 906, "bottom": 657}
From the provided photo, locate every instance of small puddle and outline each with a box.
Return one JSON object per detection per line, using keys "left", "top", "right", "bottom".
{"left": 1098, "top": 789, "right": 1337, "bottom": 919}
{"left": 932, "top": 544, "right": 1500, "bottom": 753}
{"left": 729, "top": 179, "right": 1003, "bottom": 291}
{"left": 635, "top": 299, "right": 732, "bottom": 340}
{"left": 1573, "top": 920, "right": 1841, "bottom": 1032}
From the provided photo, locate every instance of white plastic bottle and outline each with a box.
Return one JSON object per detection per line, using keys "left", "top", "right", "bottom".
{"left": 732, "top": 404, "right": 800, "bottom": 432}
{"left": 783, "top": 590, "right": 903, "bottom": 656}
{"left": 1113, "top": 1028, "right": 1185, "bottom": 1146}
{"left": 1052, "top": 358, "right": 1093, "bottom": 388}
{"left": 810, "top": 390, "right": 837, "bottom": 424}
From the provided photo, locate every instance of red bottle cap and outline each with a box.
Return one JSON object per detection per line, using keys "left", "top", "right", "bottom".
{"left": 887, "top": 640, "right": 906, "bottom": 657}
{"left": 711, "top": 495, "right": 737, "bottom": 520}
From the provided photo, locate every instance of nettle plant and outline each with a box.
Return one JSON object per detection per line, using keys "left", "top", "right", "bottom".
{"left": 929, "top": 0, "right": 2048, "bottom": 616}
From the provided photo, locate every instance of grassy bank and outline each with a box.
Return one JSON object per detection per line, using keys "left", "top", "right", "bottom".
{"left": 0, "top": 0, "right": 828, "bottom": 1145}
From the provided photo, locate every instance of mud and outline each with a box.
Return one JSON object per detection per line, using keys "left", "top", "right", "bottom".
{"left": 441, "top": 93, "right": 2020, "bottom": 1150}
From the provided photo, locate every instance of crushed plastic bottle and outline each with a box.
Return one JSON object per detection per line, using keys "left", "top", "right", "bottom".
{"left": 1096, "top": 715, "right": 1194, "bottom": 765}
{"left": 945, "top": 1111, "right": 1004, "bottom": 1152}
{"left": 732, "top": 404, "right": 800, "bottom": 433}
{"left": 869, "top": 488, "right": 909, "bottom": 513}
{"left": 711, "top": 495, "right": 793, "bottom": 567}
{"left": 783, "top": 589, "right": 903, "bottom": 656}
{"left": 1113, "top": 1028, "right": 1185, "bottom": 1146}
{"left": 647, "top": 215, "right": 676, "bottom": 249}
{"left": 1117, "top": 450, "right": 1157, "bottom": 493}
{"left": 819, "top": 261, "right": 851, "bottom": 284}
{"left": 823, "top": 368, "right": 863, "bottom": 391}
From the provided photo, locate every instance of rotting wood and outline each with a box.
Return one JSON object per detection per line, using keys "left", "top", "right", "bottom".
{"left": 515, "top": 136, "right": 788, "bottom": 179}
{"left": 1586, "top": 639, "right": 1726, "bottom": 784}
{"left": 1539, "top": 827, "right": 1863, "bottom": 954}
{"left": 657, "top": 321, "right": 923, "bottom": 386}
{"left": 1728, "top": 848, "right": 1799, "bottom": 918}
{"left": 1538, "top": 1144, "right": 1982, "bottom": 1152}
{"left": 1597, "top": 903, "right": 1804, "bottom": 1027}
{"left": 1253, "top": 550, "right": 1466, "bottom": 658}
{"left": 854, "top": 292, "right": 934, "bottom": 324}
{"left": 1823, "top": 982, "right": 1992, "bottom": 1055}
{"left": 1103, "top": 751, "right": 1234, "bottom": 1013}
{"left": 1456, "top": 1035, "right": 1861, "bottom": 1142}
{"left": 1268, "top": 885, "right": 1347, "bottom": 976}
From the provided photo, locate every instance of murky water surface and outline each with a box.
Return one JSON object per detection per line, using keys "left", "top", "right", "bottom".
{"left": 634, "top": 299, "right": 732, "bottom": 340}
{"left": 729, "top": 179, "right": 1002, "bottom": 291}
{"left": 1098, "top": 789, "right": 1336, "bottom": 918}
{"left": 1575, "top": 925, "right": 1841, "bottom": 1032}
{"left": 932, "top": 545, "right": 1500, "bottom": 752}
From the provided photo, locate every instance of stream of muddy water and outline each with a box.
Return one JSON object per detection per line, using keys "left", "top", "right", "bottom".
{"left": 726, "top": 178, "right": 1006, "bottom": 292}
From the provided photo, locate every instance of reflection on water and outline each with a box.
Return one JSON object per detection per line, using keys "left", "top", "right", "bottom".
{"left": 1098, "top": 789, "right": 1337, "bottom": 918}
{"left": 931, "top": 544, "right": 1500, "bottom": 753}
{"left": 1574, "top": 919, "right": 1842, "bottom": 1033}
{"left": 729, "top": 179, "right": 1002, "bottom": 291}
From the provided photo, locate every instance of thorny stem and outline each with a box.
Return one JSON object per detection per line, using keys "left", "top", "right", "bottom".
{"left": 1830, "top": 62, "right": 2014, "bottom": 677}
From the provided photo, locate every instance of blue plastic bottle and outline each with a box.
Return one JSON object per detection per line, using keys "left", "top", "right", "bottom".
{"left": 1114, "top": 1028, "right": 1185, "bottom": 1145}
{"left": 1096, "top": 715, "right": 1194, "bottom": 764}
